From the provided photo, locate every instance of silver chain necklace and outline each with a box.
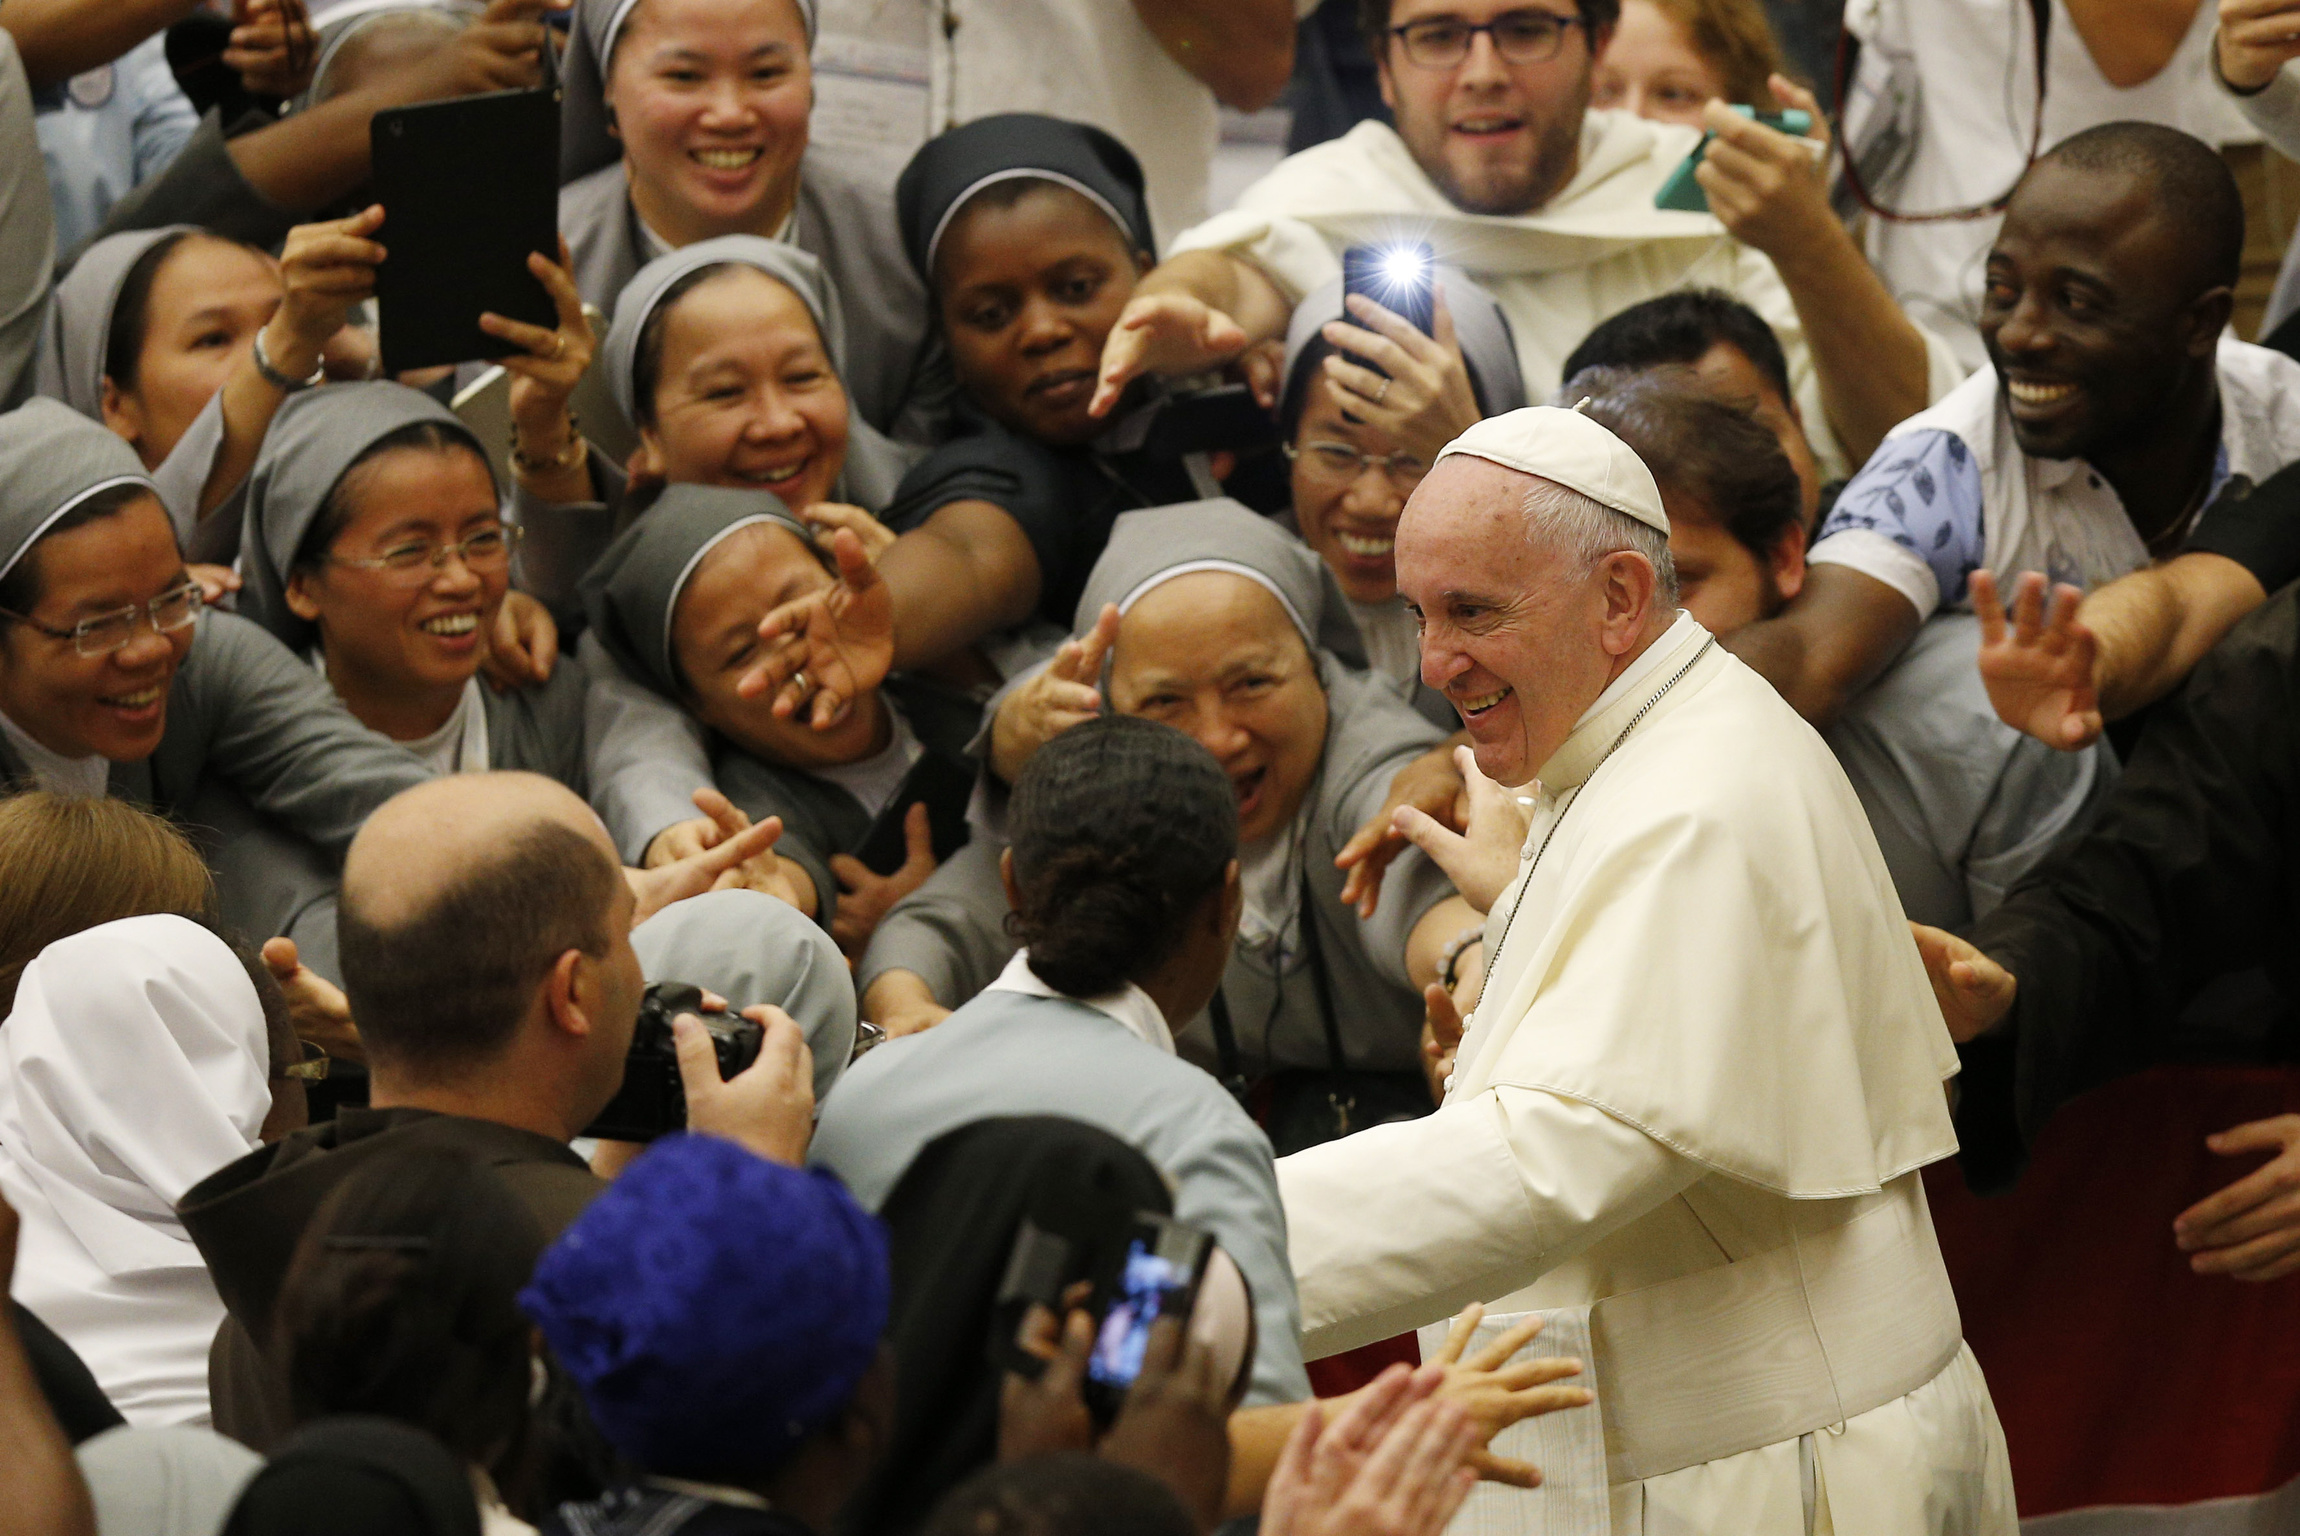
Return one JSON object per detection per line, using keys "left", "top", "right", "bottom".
{"left": 1482, "top": 635, "right": 1717, "bottom": 974}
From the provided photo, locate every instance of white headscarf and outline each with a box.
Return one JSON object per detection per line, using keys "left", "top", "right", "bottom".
{"left": 0, "top": 915, "right": 270, "bottom": 1428}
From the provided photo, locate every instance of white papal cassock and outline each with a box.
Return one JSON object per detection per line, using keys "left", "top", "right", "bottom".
{"left": 1277, "top": 611, "right": 2018, "bottom": 1535}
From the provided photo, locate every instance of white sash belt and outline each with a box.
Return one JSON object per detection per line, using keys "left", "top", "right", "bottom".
{"left": 1589, "top": 1174, "right": 1963, "bottom": 1484}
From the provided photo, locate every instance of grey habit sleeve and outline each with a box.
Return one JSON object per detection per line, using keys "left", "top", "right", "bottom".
{"left": 855, "top": 834, "right": 1018, "bottom": 1007}
{"left": 0, "top": 33, "right": 53, "bottom": 410}
{"left": 575, "top": 630, "right": 715, "bottom": 863}
{"left": 511, "top": 452, "right": 627, "bottom": 621}
{"left": 155, "top": 611, "right": 431, "bottom": 857}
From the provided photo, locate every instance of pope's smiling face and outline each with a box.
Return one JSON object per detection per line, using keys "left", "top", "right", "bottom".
{"left": 1395, "top": 455, "right": 1622, "bottom": 787}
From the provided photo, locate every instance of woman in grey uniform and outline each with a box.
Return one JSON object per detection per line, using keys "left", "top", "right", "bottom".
{"left": 553, "top": 0, "right": 947, "bottom": 443}
{"left": 581, "top": 482, "right": 979, "bottom": 959}
{"left": 811, "top": 714, "right": 1310, "bottom": 1410}
{"left": 859, "top": 498, "right": 1481, "bottom": 1153}
{"left": 0, "top": 401, "right": 430, "bottom": 909}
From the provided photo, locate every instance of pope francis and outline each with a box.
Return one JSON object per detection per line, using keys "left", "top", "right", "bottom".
{"left": 1275, "top": 408, "right": 2016, "bottom": 1534}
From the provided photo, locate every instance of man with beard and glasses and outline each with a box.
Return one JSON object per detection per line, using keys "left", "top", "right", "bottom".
{"left": 1732, "top": 121, "right": 2300, "bottom": 730}
{"left": 1088, "top": 0, "right": 1968, "bottom": 489}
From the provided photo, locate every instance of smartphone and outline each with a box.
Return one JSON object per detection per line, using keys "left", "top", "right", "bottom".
{"left": 371, "top": 86, "right": 560, "bottom": 373}
{"left": 1341, "top": 241, "right": 1437, "bottom": 336}
{"left": 1653, "top": 106, "right": 1815, "bottom": 213}
{"left": 1082, "top": 1214, "right": 1215, "bottom": 1419}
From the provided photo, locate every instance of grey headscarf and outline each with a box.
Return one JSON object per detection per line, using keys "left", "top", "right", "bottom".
{"left": 1279, "top": 266, "right": 1528, "bottom": 435}
{"left": 578, "top": 481, "right": 815, "bottom": 700}
{"left": 0, "top": 398, "right": 162, "bottom": 582}
{"left": 560, "top": 0, "right": 819, "bottom": 184}
{"left": 1073, "top": 498, "right": 1367, "bottom": 666}
{"left": 236, "top": 382, "right": 496, "bottom": 653}
{"left": 629, "top": 887, "right": 856, "bottom": 1099}
{"left": 602, "top": 235, "right": 843, "bottom": 429}
{"left": 35, "top": 226, "right": 198, "bottom": 419}
{"left": 600, "top": 234, "right": 910, "bottom": 507}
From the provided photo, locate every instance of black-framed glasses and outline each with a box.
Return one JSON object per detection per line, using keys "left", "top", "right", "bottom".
{"left": 1388, "top": 9, "right": 1585, "bottom": 69}
{"left": 0, "top": 578, "right": 202, "bottom": 658}
{"left": 1285, "top": 439, "right": 1429, "bottom": 489}
{"left": 328, "top": 523, "right": 521, "bottom": 587}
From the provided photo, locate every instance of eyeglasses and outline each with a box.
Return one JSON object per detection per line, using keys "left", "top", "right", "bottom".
{"left": 278, "top": 1037, "right": 330, "bottom": 1083}
{"left": 1387, "top": 8, "right": 1585, "bottom": 69}
{"left": 328, "top": 523, "right": 522, "bottom": 586}
{"left": 1286, "top": 439, "right": 1429, "bottom": 489}
{"left": 0, "top": 579, "right": 203, "bottom": 658}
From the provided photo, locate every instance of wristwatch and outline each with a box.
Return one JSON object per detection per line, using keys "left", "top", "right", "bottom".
{"left": 253, "top": 326, "right": 326, "bottom": 393}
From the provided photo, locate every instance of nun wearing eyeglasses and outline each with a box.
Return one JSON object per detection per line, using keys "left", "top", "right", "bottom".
{"left": 0, "top": 398, "right": 428, "bottom": 848}
{"left": 187, "top": 382, "right": 594, "bottom": 982}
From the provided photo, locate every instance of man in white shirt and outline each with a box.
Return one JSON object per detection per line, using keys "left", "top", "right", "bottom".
{"left": 1279, "top": 404, "right": 2013, "bottom": 1533}
{"left": 1091, "top": 0, "right": 1967, "bottom": 484}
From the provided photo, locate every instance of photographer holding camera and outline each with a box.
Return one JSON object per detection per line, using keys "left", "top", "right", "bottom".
{"left": 181, "top": 771, "right": 818, "bottom": 1448}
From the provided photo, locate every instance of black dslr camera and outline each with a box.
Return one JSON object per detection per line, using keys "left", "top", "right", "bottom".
{"left": 581, "top": 982, "right": 762, "bottom": 1143}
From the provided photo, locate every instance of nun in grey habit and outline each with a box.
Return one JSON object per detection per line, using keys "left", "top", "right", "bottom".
{"left": 580, "top": 482, "right": 980, "bottom": 936}
{"left": 0, "top": 400, "right": 431, "bottom": 880}
{"left": 189, "top": 381, "right": 593, "bottom": 980}
{"left": 1275, "top": 266, "right": 1527, "bottom": 733}
{"left": 36, "top": 227, "right": 244, "bottom": 563}
{"left": 553, "top": 0, "right": 951, "bottom": 444}
{"left": 529, "top": 236, "right": 918, "bottom": 866}
{"left": 859, "top": 499, "right": 1463, "bottom": 1137}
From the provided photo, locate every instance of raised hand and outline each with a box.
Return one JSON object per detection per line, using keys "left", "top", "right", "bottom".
{"left": 1421, "top": 1305, "right": 1591, "bottom": 1487}
{"left": 676, "top": 1003, "right": 813, "bottom": 1166}
{"left": 1091, "top": 292, "right": 1251, "bottom": 418}
{"left": 1319, "top": 287, "right": 1481, "bottom": 468}
{"left": 264, "top": 205, "right": 388, "bottom": 385}
{"left": 260, "top": 937, "right": 364, "bottom": 1067}
{"left": 423, "top": 0, "right": 565, "bottom": 97}
{"left": 1389, "top": 747, "right": 1531, "bottom": 915}
{"left": 227, "top": 0, "right": 317, "bottom": 98}
{"left": 2218, "top": 0, "right": 2300, "bottom": 90}
{"left": 1694, "top": 77, "right": 1837, "bottom": 263}
{"left": 801, "top": 502, "right": 898, "bottom": 564}
{"left": 991, "top": 604, "right": 1119, "bottom": 784}
{"left": 828, "top": 802, "right": 939, "bottom": 960}
{"left": 625, "top": 812, "right": 789, "bottom": 927}
{"left": 998, "top": 1302, "right": 1097, "bottom": 1463}
{"left": 2175, "top": 1114, "right": 2300, "bottom": 1280}
{"left": 1338, "top": 739, "right": 1469, "bottom": 918}
{"left": 1974, "top": 568, "right": 2103, "bottom": 750}
{"left": 482, "top": 589, "right": 559, "bottom": 690}
{"left": 736, "top": 528, "right": 893, "bottom": 730}
{"left": 488, "top": 241, "right": 597, "bottom": 497}
{"left": 1907, "top": 921, "right": 2017, "bottom": 1044}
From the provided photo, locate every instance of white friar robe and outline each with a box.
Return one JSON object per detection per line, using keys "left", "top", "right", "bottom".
{"left": 1277, "top": 614, "right": 2016, "bottom": 1534}
{"left": 1167, "top": 113, "right": 1970, "bottom": 485}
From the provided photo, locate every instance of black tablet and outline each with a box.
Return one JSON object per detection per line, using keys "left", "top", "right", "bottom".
{"left": 370, "top": 86, "right": 560, "bottom": 373}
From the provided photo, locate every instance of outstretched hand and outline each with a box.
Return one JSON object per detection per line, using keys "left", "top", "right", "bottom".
{"left": 626, "top": 811, "right": 788, "bottom": 927}
{"left": 1387, "top": 747, "right": 1530, "bottom": 915}
{"left": 828, "top": 802, "right": 939, "bottom": 960}
{"left": 1263, "top": 1365, "right": 1480, "bottom": 1536}
{"left": 1975, "top": 569, "right": 2103, "bottom": 750}
{"left": 260, "top": 937, "right": 364, "bottom": 1067}
{"left": 2175, "top": 1114, "right": 2300, "bottom": 1281}
{"left": 1091, "top": 292, "right": 1252, "bottom": 417}
{"left": 736, "top": 527, "right": 893, "bottom": 729}
{"left": 1337, "top": 739, "right": 1469, "bottom": 918}
{"left": 1421, "top": 1304, "right": 1591, "bottom": 1487}
{"left": 1908, "top": 921, "right": 2017, "bottom": 1044}
{"left": 992, "top": 603, "right": 1119, "bottom": 784}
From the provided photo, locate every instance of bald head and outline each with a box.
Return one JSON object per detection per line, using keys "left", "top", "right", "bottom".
{"left": 340, "top": 773, "right": 627, "bottom": 1079}
{"left": 2032, "top": 122, "right": 2241, "bottom": 299}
